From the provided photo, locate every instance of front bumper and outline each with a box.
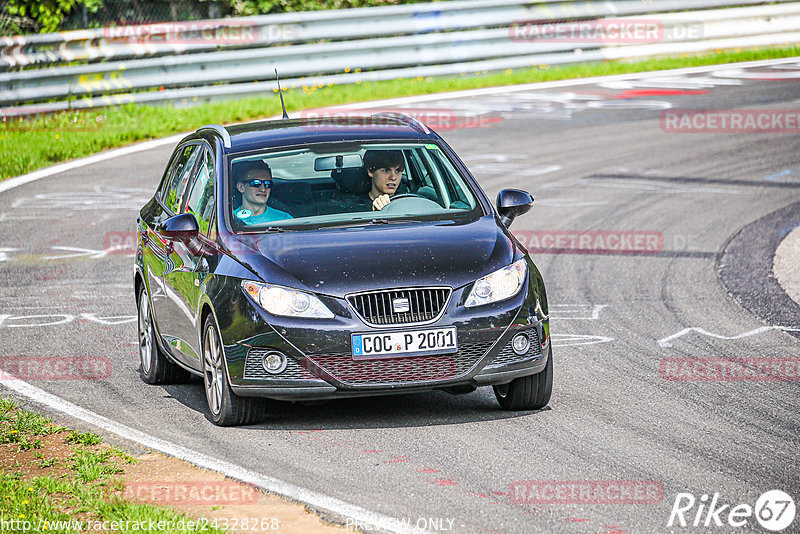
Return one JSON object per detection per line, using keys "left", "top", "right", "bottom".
{"left": 222, "top": 279, "right": 549, "bottom": 401}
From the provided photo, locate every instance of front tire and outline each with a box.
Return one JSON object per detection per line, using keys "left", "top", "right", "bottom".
{"left": 201, "top": 314, "right": 263, "bottom": 426}
{"left": 137, "top": 287, "right": 190, "bottom": 385}
{"left": 494, "top": 344, "right": 552, "bottom": 410}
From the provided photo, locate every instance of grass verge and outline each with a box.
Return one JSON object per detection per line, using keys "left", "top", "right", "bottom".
{"left": 0, "top": 398, "right": 227, "bottom": 533}
{"left": 2, "top": 44, "right": 798, "bottom": 181}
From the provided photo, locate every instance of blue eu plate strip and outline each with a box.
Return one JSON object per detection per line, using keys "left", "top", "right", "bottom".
{"left": 352, "top": 334, "right": 363, "bottom": 356}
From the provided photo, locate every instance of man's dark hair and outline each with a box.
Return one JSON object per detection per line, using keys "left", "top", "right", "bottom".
{"left": 363, "top": 150, "right": 404, "bottom": 172}
{"left": 234, "top": 160, "right": 271, "bottom": 182}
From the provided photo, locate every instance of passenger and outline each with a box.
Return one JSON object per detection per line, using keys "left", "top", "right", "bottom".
{"left": 233, "top": 162, "right": 292, "bottom": 225}
{"left": 361, "top": 150, "right": 405, "bottom": 211}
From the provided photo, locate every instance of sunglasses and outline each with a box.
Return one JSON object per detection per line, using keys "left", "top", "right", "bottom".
{"left": 244, "top": 179, "right": 272, "bottom": 188}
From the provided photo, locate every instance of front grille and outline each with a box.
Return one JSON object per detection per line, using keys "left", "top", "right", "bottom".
{"left": 243, "top": 349, "right": 317, "bottom": 380}
{"left": 307, "top": 341, "right": 493, "bottom": 386}
{"left": 486, "top": 328, "right": 543, "bottom": 368}
{"left": 347, "top": 287, "right": 451, "bottom": 326}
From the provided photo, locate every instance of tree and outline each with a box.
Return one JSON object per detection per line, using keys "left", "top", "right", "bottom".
{"left": 3, "top": 0, "right": 102, "bottom": 34}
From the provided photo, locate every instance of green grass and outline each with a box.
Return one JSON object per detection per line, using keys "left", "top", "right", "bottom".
{"left": 2, "top": 44, "right": 799, "bottom": 181}
{"left": 69, "top": 448, "right": 123, "bottom": 483}
{"left": 0, "top": 398, "right": 227, "bottom": 533}
{"left": 1, "top": 473, "right": 230, "bottom": 532}
{"left": 0, "top": 400, "right": 65, "bottom": 452}
{"left": 64, "top": 430, "right": 103, "bottom": 446}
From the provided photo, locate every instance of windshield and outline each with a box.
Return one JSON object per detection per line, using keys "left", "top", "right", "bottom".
{"left": 227, "top": 142, "right": 482, "bottom": 231}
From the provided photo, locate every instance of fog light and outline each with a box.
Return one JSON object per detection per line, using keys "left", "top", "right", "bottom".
{"left": 512, "top": 333, "right": 530, "bottom": 355}
{"left": 262, "top": 352, "right": 287, "bottom": 374}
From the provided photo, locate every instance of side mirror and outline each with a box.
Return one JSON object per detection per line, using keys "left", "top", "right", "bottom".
{"left": 496, "top": 189, "right": 533, "bottom": 227}
{"left": 159, "top": 213, "right": 199, "bottom": 241}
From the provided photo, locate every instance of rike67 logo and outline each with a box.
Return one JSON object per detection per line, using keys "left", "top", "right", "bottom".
{"left": 668, "top": 490, "right": 796, "bottom": 531}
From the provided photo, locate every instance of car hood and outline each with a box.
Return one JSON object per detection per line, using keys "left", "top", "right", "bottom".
{"left": 226, "top": 216, "right": 517, "bottom": 298}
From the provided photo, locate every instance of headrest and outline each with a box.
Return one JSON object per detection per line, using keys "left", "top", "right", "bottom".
{"left": 331, "top": 167, "right": 370, "bottom": 194}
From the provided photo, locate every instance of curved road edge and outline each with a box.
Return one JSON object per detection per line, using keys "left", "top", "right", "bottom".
{"left": 775, "top": 222, "right": 800, "bottom": 308}
{"left": 719, "top": 201, "right": 800, "bottom": 339}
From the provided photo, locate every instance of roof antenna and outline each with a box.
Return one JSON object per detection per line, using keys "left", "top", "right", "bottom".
{"left": 275, "top": 68, "right": 289, "bottom": 120}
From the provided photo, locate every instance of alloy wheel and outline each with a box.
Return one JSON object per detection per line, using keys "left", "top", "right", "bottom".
{"left": 138, "top": 291, "right": 153, "bottom": 374}
{"left": 203, "top": 324, "right": 224, "bottom": 416}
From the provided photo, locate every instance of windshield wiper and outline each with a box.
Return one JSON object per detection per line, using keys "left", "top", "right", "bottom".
{"left": 263, "top": 226, "right": 285, "bottom": 233}
{"left": 311, "top": 218, "right": 423, "bottom": 230}
{"left": 372, "top": 217, "right": 428, "bottom": 224}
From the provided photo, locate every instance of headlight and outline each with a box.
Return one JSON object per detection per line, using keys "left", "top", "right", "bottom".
{"left": 241, "top": 281, "right": 334, "bottom": 319}
{"left": 464, "top": 259, "right": 527, "bottom": 308}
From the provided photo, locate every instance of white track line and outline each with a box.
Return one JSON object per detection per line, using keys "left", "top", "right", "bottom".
{"left": 0, "top": 376, "right": 423, "bottom": 534}
{"left": 657, "top": 326, "right": 800, "bottom": 348}
{"left": 2, "top": 56, "right": 798, "bottom": 532}
{"left": 335, "top": 57, "right": 800, "bottom": 109}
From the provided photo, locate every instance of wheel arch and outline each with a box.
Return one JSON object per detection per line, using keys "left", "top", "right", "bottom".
{"left": 134, "top": 270, "right": 145, "bottom": 301}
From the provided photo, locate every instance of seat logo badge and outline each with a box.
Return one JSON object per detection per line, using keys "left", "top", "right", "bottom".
{"left": 392, "top": 298, "right": 410, "bottom": 313}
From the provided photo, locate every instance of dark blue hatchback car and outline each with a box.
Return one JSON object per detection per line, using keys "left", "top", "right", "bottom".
{"left": 135, "top": 113, "right": 551, "bottom": 425}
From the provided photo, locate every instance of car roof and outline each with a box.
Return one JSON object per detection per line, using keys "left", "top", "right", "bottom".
{"left": 192, "top": 114, "right": 439, "bottom": 153}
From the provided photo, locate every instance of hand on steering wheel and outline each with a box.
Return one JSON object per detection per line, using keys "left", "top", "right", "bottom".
{"left": 372, "top": 194, "right": 391, "bottom": 211}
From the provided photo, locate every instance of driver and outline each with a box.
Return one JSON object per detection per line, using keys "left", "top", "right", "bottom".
{"left": 362, "top": 150, "right": 405, "bottom": 211}
{"left": 234, "top": 162, "right": 292, "bottom": 225}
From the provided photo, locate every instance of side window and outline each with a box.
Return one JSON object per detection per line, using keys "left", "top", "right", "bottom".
{"left": 185, "top": 148, "right": 216, "bottom": 237}
{"left": 426, "top": 148, "right": 474, "bottom": 209}
{"left": 163, "top": 144, "right": 202, "bottom": 213}
{"left": 410, "top": 147, "right": 447, "bottom": 204}
{"left": 408, "top": 149, "right": 433, "bottom": 188}
{"left": 156, "top": 149, "right": 182, "bottom": 200}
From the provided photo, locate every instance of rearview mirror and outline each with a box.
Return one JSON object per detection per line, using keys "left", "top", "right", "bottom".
{"left": 314, "top": 154, "right": 363, "bottom": 171}
{"left": 496, "top": 189, "right": 533, "bottom": 227}
{"left": 159, "top": 213, "right": 199, "bottom": 241}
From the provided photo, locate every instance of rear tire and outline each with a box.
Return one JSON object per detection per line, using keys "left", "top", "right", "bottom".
{"left": 201, "top": 314, "right": 263, "bottom": 426}
{"left": 494, "top": 344, "right": 552, "bottom": 410}
{"left": 137, "top": 287, "right": 191, "bottom": 385}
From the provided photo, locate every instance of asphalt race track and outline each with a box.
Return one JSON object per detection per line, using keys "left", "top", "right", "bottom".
{"left": 2, "top": 59, "right": 800, "bottom": 533}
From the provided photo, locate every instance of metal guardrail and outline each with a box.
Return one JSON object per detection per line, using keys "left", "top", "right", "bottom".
{"left": 2, "top": 0, "right": 780, "bottom": 69}
{"left": 1, "top": 0, "right": 799, "bottom": 115}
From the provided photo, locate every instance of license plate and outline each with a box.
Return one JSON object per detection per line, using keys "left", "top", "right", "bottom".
{"left": 352, "top": 327, "right": 457, "bottom": 360}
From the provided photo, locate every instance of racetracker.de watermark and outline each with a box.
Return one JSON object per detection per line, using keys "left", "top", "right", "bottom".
{"left": 513, "top": 230, "right": 664, "bottom": 254}
{"left": 661, "top": 110, "right": 800, "bottom": 133}
{"left": 509, "top": 480, "right": 664, "bottom": 505}
{"left": 0, "top": 517, "right": 273, "bottom": 532}
{"left": 299, "top": 108, "right": 502, "bottom": 131}
{"left": 508, "top": 19, "right": 703, "bottom": 43}
{"left": 0, "top": 356, "right": 111, "bottom": 380}
{"left": 104, "top": 231, "right": 137, "bottom": 254}
{"left": 660, "top": 358, "right": 800, "bottom": 382}
{"left": 102, "top": 20, "right": 294, "bottom": 45}
{"left": 123, "top": 481, "right": 259, "bottom": 505}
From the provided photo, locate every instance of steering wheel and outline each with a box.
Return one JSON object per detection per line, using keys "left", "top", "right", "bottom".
{"left": 388, "top": 193, "right": 420, "bottom": 201}
{"left": 380, "top": 193, "right": 443, "bottom": 213}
